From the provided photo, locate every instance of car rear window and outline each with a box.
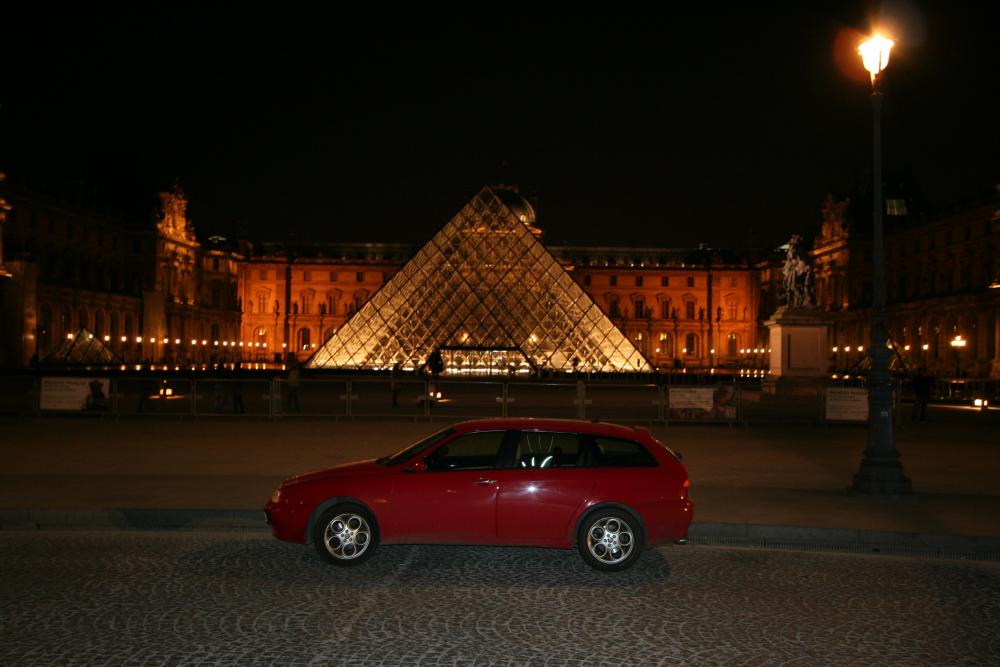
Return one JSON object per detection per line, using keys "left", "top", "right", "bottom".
{"left": 589, "top": 436, "right": 657, "bottom": 467}
{"left": 514, "top": 431, "right": 582, "bottom": 468}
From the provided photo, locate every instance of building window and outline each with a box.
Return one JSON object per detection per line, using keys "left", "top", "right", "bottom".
{"left": 608, "top": 297, "right": 621, "bottom": 318}
{"left": 329, "top": 271, "right": 337, "bottom": 282}
{"left": 259, "top": 269, "right": 268, "bottom": 280}
{"left": 212, "top": 257, "right": 220, "bottom": 271}
{"left": 255, "top": 326, "right": 267, "bottom": 344}
{"left": 635, "top": 276, "right": 643, "bottom": 287}
{"left": 886, "top": 199, "right": 907, "bottom": 216}
{"left": 728, "top": 276, "right": 738, "bottom": 287}
{"left": 687, "top": 276, "right": 695, "bottom": 287}
{"left": 658, "top": 332, "right": 671, "bottom": 355}
{"left": 661, "top": 276, "right": 669, "bottom": 287}
{"left": 685, "top": 333, "right": 698, "bottom": 355}
{"left": 660, "top": 302, "right": 670, "bottom": 319}
{"left": 685, "top": 301, "right": 695, "bottom": 319}
{"left": 583, "top": 275, "right": 591, "bottom": 286}
{"left": 303, "top": 271, "right": 311, "bottom": 282}
{"left": 727, "top": 333, "right": 738, "bottom": 356}
{"left": 610, "top": 275, "right": 618, "bottom": 287}
{"left": 727, "top": 298, "right": 738, "bottom": 320}
{"left": 633, "top": 299, "right": 645, "bottom": 319}
{"left": 356, "top": 272, "right": 364, "bottom": 283}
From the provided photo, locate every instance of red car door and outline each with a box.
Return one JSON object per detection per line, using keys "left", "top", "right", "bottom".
{"left": 389, "top": 430, "right": 510, "bottom": 544}
{"left": 496, "top": 430, "right": 597, "bottom": 547}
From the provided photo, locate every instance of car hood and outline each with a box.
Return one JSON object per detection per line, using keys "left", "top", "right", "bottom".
{"left": 282, "top": 459, "right": 387, "bottom": 486}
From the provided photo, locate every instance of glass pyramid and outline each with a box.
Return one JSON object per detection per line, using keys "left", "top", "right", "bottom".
{"left": 42, "top": 329, "right": 121, "bottom": 366}
{"left": 306, "top": 186, "right": 652, "bottom": 374}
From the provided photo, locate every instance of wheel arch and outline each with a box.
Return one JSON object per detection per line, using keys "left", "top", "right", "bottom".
{"left": 572, "top": 502, "right": 648, "bottom": 548}
{"left": 305, "top": 496, "right": 379, "bottom": 544}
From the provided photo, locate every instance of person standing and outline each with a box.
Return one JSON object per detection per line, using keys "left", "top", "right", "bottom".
{"left": 911, "top": 367, "right": 933, "bottom": 422}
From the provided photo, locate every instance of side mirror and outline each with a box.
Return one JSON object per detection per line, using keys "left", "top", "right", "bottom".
{"left": 403, "top": 460, "right": 425, "bottom": 474}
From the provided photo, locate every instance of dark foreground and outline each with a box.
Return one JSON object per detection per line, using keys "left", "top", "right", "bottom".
{"left": 2, "top": 530, "right": 997, "bottom": 666}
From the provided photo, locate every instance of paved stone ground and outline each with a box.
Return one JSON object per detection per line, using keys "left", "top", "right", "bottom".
{"left": 2, "top": 530, "right": 998, "bottom": 666}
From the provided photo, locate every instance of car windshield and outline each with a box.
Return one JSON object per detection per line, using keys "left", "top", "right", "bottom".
{"left": 377, "top": 428, "right": 454, "bottom": 466}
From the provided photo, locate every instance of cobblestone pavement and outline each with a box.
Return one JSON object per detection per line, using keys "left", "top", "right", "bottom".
{"left": 1, "top": 531, "right": 998, "bottom": 666}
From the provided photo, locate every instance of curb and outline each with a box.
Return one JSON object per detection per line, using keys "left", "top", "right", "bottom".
{"left": 3, "top": 510, "right": 999, "bottom": 562}
{"left": 0, "top": 509, "right": 267, "bottom": 532}
{"left": 689, "top": 522, "right": 1000, "bottom": 561}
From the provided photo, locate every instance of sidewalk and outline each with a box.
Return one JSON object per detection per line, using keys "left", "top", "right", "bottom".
{"left": 1, "top": 406, "right": 998, "bottom": 555}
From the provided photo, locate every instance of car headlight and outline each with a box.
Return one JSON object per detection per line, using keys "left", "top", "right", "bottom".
{"left": 270, "top": 488, "right": 282, "bottom": 504}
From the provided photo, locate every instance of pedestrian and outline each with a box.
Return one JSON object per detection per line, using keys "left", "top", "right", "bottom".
{"left": 232, "top": 377, "right": 245, "bottom": 414}
{"left": 390, "top": 362, "right": 401, "bottom": 407}
{"left": 286, "top": 359, "right": 301, "bottom": 414}
{"left": 911, "top": 366, "right": 932, "bottom": 422}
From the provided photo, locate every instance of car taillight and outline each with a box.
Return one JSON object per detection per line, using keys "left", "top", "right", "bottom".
{"left": 680, "top": 478, "right": 690, "bottom": 500}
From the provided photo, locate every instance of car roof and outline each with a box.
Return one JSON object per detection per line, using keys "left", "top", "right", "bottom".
{"left": 452, "top": 418, "right": 644, "bottom": 440}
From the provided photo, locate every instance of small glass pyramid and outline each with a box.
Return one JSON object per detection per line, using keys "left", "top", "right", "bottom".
{"left": 307, "top": 186, "right": 652, "bottom": 374}
{"left": 42, "top": 329, "right": 121, "bottom": 366}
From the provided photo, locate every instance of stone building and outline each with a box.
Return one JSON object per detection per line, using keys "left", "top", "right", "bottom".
{"left": 237, "top": 242, "right": 410, "bottom": 363}
{"left": 0, "top": 178, "right": 241, "bottom": 367}
{"left": 808, "top": 191, "right": 999, "bottom": 377}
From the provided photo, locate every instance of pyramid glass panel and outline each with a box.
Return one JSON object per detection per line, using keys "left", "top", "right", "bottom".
{"left": 306, "top": 186, "right": 652, "bottom": 373}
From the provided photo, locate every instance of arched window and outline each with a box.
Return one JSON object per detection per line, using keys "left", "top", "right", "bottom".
{"left": 727, "top": 333, "right": 739, "bottom": 356}
{"left": 658, "top": 332, "right": 672, "bottom": 356}
{"left": 255, "top": 326, "right": 267, "bottom": 344}
{"left": 685, "top": 333, "right": 698, "bottom": 355}
{"left": 298, "top": 327, "right": 312, "bottom": 351}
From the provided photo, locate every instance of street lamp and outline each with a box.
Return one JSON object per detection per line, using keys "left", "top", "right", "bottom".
{"left": 950, "top": 335, "right": 966, "bottom": 377}
{"left": 851, "top": 33, "right": 911, "bottom": 494}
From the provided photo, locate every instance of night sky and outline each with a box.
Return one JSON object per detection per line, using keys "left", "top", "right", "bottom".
{"left": 3, "top": 2, "right": 998, "bottom": 250}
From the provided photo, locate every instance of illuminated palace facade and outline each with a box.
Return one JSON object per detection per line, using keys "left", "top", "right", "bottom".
{"left": 0, "top": 179, "right": 242, "bottom": 368}
{"left": 802, "top": 193, "right": 1000, "bottom": 378}
{"left": 1, "top": 176, "right": 997, "bottom": 377}
{"left": 237, "top": 244, "right": 763, "bottom": 370}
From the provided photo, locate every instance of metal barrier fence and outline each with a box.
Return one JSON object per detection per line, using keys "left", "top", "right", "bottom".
{"left": 0, "top": 374, "right": 758, "bottom": 424}
{"left": 4, "top": 372, "right": 980, "bottom": 424}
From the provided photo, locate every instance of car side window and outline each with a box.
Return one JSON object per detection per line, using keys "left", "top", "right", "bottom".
{"left": 425, "top": 431, "right": 506, "bottom": 472}
{"left": 586, "top": 437, "right": 658, "bottom": 467}
{"left": 514, "top": 431, "right": 581, "bottom": 468}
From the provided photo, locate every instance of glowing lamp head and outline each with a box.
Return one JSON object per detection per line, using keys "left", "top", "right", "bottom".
{"left": 858, "top": 35, "right": 894, "bottom": 84}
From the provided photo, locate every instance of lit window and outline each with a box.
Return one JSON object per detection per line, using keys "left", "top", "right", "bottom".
{"left": 886, "top": 199, "right": 907, "bottom": 216}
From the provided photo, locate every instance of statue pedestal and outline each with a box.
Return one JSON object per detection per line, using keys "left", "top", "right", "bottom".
{"left": 763, "top": 307, "right": 829, "bottom": 396}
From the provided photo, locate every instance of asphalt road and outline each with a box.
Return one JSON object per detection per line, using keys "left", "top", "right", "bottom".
{"left": 2, "top": 530, "right": 997, "bottom": 666}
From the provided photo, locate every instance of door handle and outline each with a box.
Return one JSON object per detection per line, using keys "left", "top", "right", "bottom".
{"left": 474, "top": 479, "right": 498, "bottom": 485}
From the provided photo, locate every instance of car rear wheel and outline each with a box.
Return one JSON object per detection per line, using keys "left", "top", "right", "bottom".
{"left": 577, "top": 509, "right": 643, "bottom": 571}
{"left": 312, "top": 504, "right": 379, "bottom": 566}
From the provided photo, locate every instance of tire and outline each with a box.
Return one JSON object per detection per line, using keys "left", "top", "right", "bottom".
{"left": 312, "top": 503, "right": 379, "bottom": 566}
{"left": 577, "top": 508, "right": 643, "bottom": 571}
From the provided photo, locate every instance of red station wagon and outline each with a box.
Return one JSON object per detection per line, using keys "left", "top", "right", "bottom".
{"left": 265, "top": 418, "right": 693, "bottom": 571}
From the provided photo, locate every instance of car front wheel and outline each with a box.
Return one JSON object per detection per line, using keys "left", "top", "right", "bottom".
{"left": 312, "top": 504, "right": 379, "bottom": 566}
{"left": 577, "top": 509, "right": 643, "bottom": 571}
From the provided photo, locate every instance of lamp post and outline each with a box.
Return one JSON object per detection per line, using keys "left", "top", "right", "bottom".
{"left": 950, "top": 335, "right": 966, "bottom": 377}
{"left": 851, "top": 34, "right": 911, "bottom": 494}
